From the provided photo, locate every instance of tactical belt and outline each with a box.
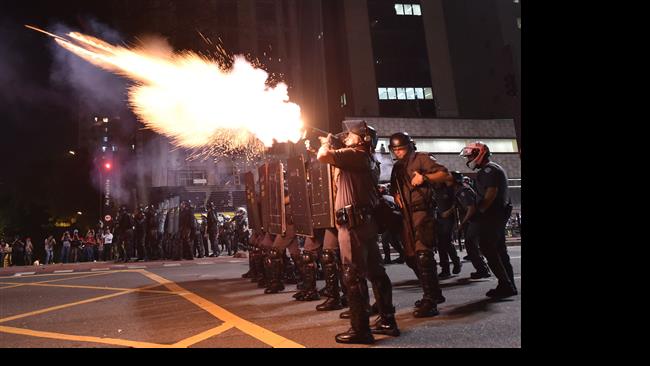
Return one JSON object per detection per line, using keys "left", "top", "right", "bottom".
{"left": 335, "top": 205, "right": 373, "bottom": 228}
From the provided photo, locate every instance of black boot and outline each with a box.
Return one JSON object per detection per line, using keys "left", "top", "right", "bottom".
{"left": 257, "top": 249, "right": 270, "bottom": 288}
{"left": 316, "top": 250, "right": 344, "bottom": 311}
{"left": 265, "top": 248, "right": 285, "bottom": 294}
{"left": 335, "top": 265, "right": 374, "bottom": 345}
{"left": 413, "top": 251, "right": 441, "bottom": 318}
{"left": 284, "top": 254, "right": 299, "bottom": 285}
{"left": 452, "top": 257, "right": 462, "bottom": 275}
{"left": 252, "top": 248, "right": 265, "bottom": 283}
{"left": 242, "top": 248, "right": 255, "bottom": 278}
{"left": 297, "top": 251, "right": 319, "bottom": 301}
{"left": 369, "top": 273, "right": 400, "bottom": 337}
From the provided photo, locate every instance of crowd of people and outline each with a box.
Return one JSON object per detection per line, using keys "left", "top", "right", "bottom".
{"left": 1, "top": 204, "right": 250, "bottom": 268}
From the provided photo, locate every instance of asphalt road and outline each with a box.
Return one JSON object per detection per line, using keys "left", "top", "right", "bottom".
{"left": 0, "top": 247, "right": 521, "bottom": 348}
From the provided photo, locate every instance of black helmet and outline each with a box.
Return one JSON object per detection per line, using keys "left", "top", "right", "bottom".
{"left": 389, "top": 132, "right": 415, "bottom": 153}
{"left": 343, "top": 120, "right": 375, "bottom": 145}
{"left": 206, "top": 201, "right": 215, "bottom": 211}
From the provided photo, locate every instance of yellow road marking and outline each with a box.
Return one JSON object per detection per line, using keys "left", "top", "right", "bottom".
{"left": 0, "top": 325, "right": 170, "bottom": 348}
{"left": 0, "top": 283, "right": 161, "bottom": 324}
{"left": 0, "top": 281, "right": 177, "bottom": 295}
{"left": 171, "top": 323, "right": 236, "bottom": 348}
{"left": 0, "top": 271, "right": 116, "bottom": 290}
{"left": 138, "top": 270, "right": 305, "bottom": 348}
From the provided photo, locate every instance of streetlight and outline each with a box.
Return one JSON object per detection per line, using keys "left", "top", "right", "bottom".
{"left": 77, "top": 211, "right": 83, "bottom": 216}
{"left": 69, "top": 150, "right": 76, "bottom": 156}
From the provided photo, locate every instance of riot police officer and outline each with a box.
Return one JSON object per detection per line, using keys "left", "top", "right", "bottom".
{"left": 451, "top": 171, "right": 491, "bottom": 279}
{"left": 134, "top": 207, "right": 147, "bottom": 261}
{"left": 145, "top": 205, "right": 162, "bottom": 260}
{"left": 178, "top": 200, "right": 195, "bottom": 260}
{"left": 115, "top": 205, "right": 134, "bottom": 262}
{"left": 460, "top": 142, "right": 517, "bottom": 298}
{"left": 432, "top": 172, "right": 462, "bottom": 279}
{"left": 317, "top": 120, "right": 398, "bottom": 344}
{"left": 389, "top": 132, "right": 450, "bottom": 318}
{"left": 206, "top": 202, "right": 220, "bottom": 257}
{"left": 265, "top": 188, "right": 302, "bottom": 294}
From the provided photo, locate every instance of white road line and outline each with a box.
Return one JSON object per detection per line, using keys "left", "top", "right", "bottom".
{"left": 13, "top": 272, "right": 36, "bottom": 276}
{"left": 54, "top": 270, "right": 74, "bottom": 273}
{"left": 91, "top": 268, "right": 110, "bottom": 272}
{"left": 196, "top": 262, "right": 213, "bottom": 265}
{"left": 127, "top": 266, "right": 147, "bottom": 269}
{"left": 163, "top": 263, "right": 181, "bottom": 267}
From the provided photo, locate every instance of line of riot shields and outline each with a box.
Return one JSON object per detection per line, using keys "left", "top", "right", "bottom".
{"left": 244, "top": 144, "right": 336, "bottom": 239}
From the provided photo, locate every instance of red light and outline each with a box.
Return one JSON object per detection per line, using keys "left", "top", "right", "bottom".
{"left": 104, "top": 163, "right": 112, "bottom": 170}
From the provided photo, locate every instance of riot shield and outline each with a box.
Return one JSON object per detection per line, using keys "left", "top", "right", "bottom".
{"left": 287, "top": 155, "right": 313, "bottom": 237}
{"left": 258, "top": 163, "right": 271, "bottom": 232}
{"left": 309, "top": 161, "right": 335, "bottom": 229}
{"left": 244, "top": 172, "right": 262, "bottom": 231}
{"left": 267, "top": 160, "right": 286, "bottom": 235}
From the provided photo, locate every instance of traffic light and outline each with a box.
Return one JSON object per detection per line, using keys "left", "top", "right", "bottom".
{"left": 104, "top": 161, "right": 112, "bottom": 171}
{"left": 504, "top": 74, "right": 518, "bottom": 97}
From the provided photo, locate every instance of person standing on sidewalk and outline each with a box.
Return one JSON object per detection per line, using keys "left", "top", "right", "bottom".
{"left": 44, "top": 235, "right": 55, "bottom": 265}
{"left": 460, "top": 142, "right": 517, "bottom": 298}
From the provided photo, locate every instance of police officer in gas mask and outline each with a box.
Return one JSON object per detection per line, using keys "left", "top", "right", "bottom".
{"left": 317, "top": 120, "right": 398, "bottom": 344}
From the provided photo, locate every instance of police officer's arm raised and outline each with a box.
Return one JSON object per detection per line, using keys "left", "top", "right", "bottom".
{"left": 410, "top": 158, "right": 453, "bottom": 187}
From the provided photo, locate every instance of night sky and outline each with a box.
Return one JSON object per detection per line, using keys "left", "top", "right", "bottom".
{"left": 0, "top": 1, "right": 138, "bottom": 237}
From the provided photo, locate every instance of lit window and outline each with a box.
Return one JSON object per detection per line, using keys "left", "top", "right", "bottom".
{"left": 102, "top": 118, "right": 109, "bottom": 123}
{"left": 340, "top": 93, "right": 347, "bottom": 107}
{"left": 102, "top": 146, "right": 107, "bottom": 152}
{"left": 406, "top": 88, "right": 416, "bottom": 100}
{"left": 415, "top": 88, "right": 424, "bottom": 99}
{"left": 412, "top": 4, "right": 421, "bottom": 16}
{"left": 517, "top": 17, "right": 521, "bottom": 29}
{"left": 103, "top": 136, "right": 108, "bottom": 142}
{"left": 396, "top": 88, "right": 406, "bottom": 100}
{"left": 387, "top": 88, "right": 397, "bottom": 100}
{"left": 395, "top": 4, "right": 404, "bottom": 15}
{"left": 424, "top": 88, "right": 434, "bottom": 100}
{"left": 378, "top": 88, "right": 388, "bottom": 100}
{"left": 112, "top": 146, "right": 117, "bottom": 152}
{"left": 404, "top": 4, "right": 413, "bottom": 15}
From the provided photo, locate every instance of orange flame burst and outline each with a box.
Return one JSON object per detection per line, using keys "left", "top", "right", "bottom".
{"left": 47, "top": 28, "right": 304, "bottom": 152}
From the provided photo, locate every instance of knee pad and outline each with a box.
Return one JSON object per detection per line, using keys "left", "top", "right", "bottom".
{"left": 321, "top": 249, "right": 338, "bottom": 265}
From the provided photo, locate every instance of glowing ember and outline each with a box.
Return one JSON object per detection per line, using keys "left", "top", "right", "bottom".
{"left": 27, "top": 25, "right": 304, "bottom": 155}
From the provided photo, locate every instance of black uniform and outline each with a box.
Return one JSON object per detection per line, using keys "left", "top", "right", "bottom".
{"left": 330, "top": 145, "right": 396, "bottom": 344}
{"left": 206, "top": 208, "right": 220, "bottom": 257}
{"left": 390, "top": 152, "right": 446, "bottom": 316}
{"left": 455, "top": 185, "right": 490, "bottom": 276}
{"left": 178, "top": 205, "right": 195, "bottom": 260}
{"left": 134, "top": 210, "right": 147, "bottom": 261}
{"left": 476, "top": 162, "right": 516, "bottom": 295}
{"left": 116, "top": 211, "right": 134, "bottom": 262}
{"left": 145, "top": 207, "right": 162, "bottom": 260}
{"left": 432, "top": 183, "right": 462, "bottom": 277}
